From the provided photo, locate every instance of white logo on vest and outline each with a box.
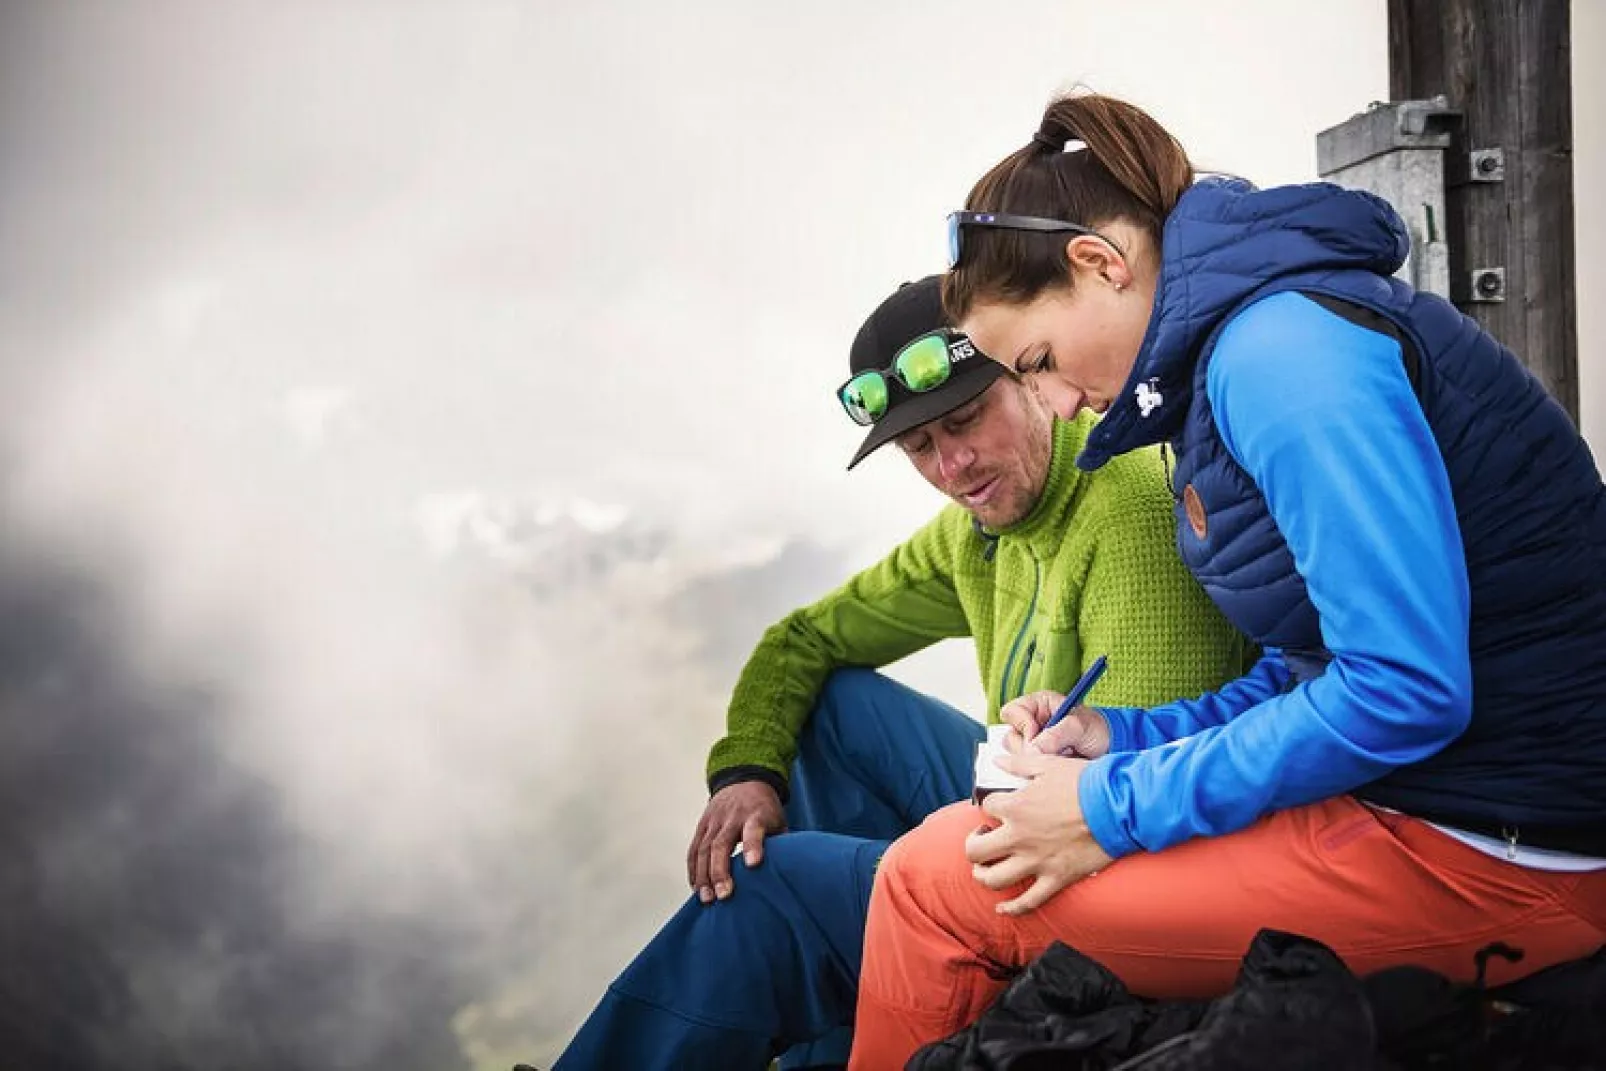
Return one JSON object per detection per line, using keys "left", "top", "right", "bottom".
{"left": 1135, "top": 379, "right": 1164, "bottom": 418}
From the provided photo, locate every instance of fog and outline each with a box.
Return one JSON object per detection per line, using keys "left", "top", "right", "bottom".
{"left": 24, "top": 2, "right": 1588, "bottom": 1067}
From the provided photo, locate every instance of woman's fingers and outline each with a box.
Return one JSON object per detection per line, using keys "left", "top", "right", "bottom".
{"left": 972, "top": 853, "right": 1034, "bottom": 891}
{"left": 997, "top": 873, "right": 1070, "bottom": 917}
{"left": 999, "top": 691, "right": 1066, "bottom": 746}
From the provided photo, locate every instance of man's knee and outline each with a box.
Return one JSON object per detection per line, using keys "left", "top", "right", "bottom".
{"left": 617, "top": 848, "right": 815, "bottom": 994}
{"left": 797, "top": 670, "right": 902, "bottom": 773}
{"left": 640, "top": 833, "right": 878, "bottom": 992}
{"left": 750, "top": 832, "right": 832, "bottom": 894}
{"left": 696, "top": 837, "right": 826, "bottom": 926}
{"left": 606, "top": 843, "right": 846, "bottom": 1037}
{"left": 810, "top": 668, "right": 939, "bottom": 747}
{"left": 813, "top": 667, "right": 891, "bottom": 727}
{"left": 758, "top": 831, "right": 882, "bottom": 905}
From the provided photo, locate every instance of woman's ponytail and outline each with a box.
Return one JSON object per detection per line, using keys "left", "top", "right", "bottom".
{"left": 944, "top": 90, "right": 1194, "bottom": 321}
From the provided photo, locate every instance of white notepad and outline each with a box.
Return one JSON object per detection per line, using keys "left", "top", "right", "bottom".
{"left": 972, "top": 723, "right": 1030, "bottom": 803}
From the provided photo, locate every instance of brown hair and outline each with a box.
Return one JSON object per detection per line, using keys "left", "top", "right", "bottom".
{"left": 943, "top": 90, "right": 1194, "bottom": 321}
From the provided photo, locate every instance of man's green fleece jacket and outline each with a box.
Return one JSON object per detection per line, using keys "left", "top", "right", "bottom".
{"left": 708, "top": 411, "right": 1256, "bottom": 795}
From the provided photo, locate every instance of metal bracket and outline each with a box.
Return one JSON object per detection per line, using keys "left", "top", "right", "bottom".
{"left": 1469, "top": 148, "right": 1505, "bottom": 182}
{"left": 1467, "top": 267, "right": 1507, "bottom": 303}
{"left": 1315, "top": 96, "right": 1459, "bottom": 174}
{"left": 1315, "top": 97, "right": 1461, "bottom": 299}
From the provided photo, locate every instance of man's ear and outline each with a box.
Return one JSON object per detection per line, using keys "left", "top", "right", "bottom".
{"left": 1063, "top": 234, "right": 1130, "bottom": 292}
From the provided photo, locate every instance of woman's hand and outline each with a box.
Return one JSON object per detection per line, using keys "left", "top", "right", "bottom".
{"left": 964, "top": 750, "right": 1114, "bottom": 916}
{"left": 998, "top": 690, "right": 1112, "bottom": 759}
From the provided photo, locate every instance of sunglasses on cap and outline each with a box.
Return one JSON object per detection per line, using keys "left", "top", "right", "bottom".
{"left": 946, "top": 210, "right": 1119, "bottom": 270}
{"left": 837, "top": 329, "right": 980, "bottom": 427}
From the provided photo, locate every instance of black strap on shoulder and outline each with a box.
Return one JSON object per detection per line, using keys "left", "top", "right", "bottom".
{"left": 1302, "top": 291, "right": 1423, "bottom": 397}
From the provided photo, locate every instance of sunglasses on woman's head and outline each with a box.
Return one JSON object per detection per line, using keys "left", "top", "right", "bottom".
{"left": 946, "top": 210, "right": 1120, "bottom": 270}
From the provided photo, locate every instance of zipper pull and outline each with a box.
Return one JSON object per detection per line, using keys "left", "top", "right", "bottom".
{"left": 1502, "top": 826, "right": 1519, "bottom": 861}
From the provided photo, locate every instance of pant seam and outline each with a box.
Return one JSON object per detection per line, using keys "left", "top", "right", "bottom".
{"left": 855, "top": 987, "right": 978, "bottom": 1021}
{"left": 606, "top": 982, "right": 775, "bottom": 1035}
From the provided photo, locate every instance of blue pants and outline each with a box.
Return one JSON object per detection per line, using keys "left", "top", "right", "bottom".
{"left": 553, "top": 669, "right": 984, "bottom": 1071}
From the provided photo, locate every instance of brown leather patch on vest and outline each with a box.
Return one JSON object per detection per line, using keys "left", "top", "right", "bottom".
{"left": 1183, "top": 484, "right": 1208, "bottom": 540}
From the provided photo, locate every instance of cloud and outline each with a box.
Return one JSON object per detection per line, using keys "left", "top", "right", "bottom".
{"left": 282, "top": 386, "right": 360, "bottom": 451}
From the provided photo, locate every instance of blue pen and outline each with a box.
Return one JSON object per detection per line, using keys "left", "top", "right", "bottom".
{"left": 1042, "top": 654, "right": 1108, "bottom": 733}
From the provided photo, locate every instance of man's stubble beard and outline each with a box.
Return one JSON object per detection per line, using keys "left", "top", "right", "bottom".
{"left": 979, "top": 412, "right": 1054, "bottom": 530}
{"left": 971, "top": 474, "right": 1039, "bottom": 530}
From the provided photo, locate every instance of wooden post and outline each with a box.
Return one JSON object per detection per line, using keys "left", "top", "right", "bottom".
{"left": 1388, "top": 0, "right": 1579, "bottom": 422}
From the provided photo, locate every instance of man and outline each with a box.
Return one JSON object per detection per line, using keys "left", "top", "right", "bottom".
{"left": 552, "top": 277, "right": 1250, "bottom": 1071}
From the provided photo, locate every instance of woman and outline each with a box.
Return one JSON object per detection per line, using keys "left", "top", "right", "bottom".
{"left": 848, "top": 91, "right": 1606, "bottom": 1068}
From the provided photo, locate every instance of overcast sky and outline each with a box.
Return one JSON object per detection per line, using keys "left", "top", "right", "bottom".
{"left": 0, "top": 3, "right": 1599, "bottom": 1068}
{"left": 0, "top": 2, "right": 1409, "bottom": 546}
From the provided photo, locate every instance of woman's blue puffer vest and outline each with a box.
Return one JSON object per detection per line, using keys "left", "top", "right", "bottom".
{"left": 1079, "top": 178, "right": 1606, "bottom": 850}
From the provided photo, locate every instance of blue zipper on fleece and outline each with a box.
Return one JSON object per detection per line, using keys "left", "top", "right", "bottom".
{"left": 998, "top": 556, "right": 1042, "bottom": 708}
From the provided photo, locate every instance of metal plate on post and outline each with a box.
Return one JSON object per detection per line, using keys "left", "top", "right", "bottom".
{"left": 1316, "top": 98, "right": 1461, "bottom": 300}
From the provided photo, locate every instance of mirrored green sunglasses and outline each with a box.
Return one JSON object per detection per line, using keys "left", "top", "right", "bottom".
{"left": 837, "top": 330, "right": 980, "bottom": 427}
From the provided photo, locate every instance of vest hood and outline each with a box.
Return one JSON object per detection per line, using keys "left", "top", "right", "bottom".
{"left": 1079, "top": 177, "right": 1409, "bottom": 470}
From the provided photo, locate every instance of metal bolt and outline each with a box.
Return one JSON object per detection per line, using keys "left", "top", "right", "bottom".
{"left": 1469, "top": 148, "right": 1505, "bottom": 183}
{"left": 1467, "top": 267, "right": 1506, "bottom": 303}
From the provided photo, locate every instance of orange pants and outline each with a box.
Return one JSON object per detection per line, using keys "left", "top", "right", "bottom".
{"left": 849, "top": 795, "right": 1606, "bottom": 1070}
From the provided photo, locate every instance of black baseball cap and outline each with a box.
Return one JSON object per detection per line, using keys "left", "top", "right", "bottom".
{"left": 845, "top": 275, "right": 1006, "bottom": 469}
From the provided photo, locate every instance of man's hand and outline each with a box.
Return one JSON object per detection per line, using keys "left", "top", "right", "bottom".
{"left": 965, "top": 750, "right": 1114, "bottom": 916}
{"left": 998, "top": 690, "right": 1112, "bottom": 759}
{"left": 686, "top": 781, "right": 787, "bottom": 904}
